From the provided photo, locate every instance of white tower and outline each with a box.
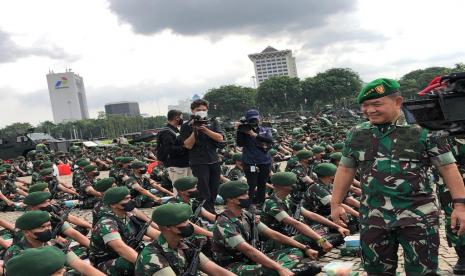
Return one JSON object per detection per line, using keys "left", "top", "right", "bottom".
{"left": 46, "top": 70, "right": 89, "bottom": 123}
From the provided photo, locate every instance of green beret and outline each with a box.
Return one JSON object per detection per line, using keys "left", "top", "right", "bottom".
{"left": 120, "top": 157, "right": 134, "bottom": 164}
{"left": 2, "top": 164, "right": 11, "bottom": 169}
{"left": 271, "top": 172, "right": 297, "bottom": 186}
{"left": 292, "top": 143, "right": 304, "bottom": 151}
{"left": 84, "top": 164, "right": 97, "bottom": 173}
{"left": 332, "top": 142, "right": 344, "bottom": 150}
{"left": 39, "top": 168, "right": 53, "bottom": 176}
{"left": 173, "top": 176, "right": 198, "bottom": 191}
{"left": 5, "top": 246, "right": 65, "bottom": 276}
{"left": 29, "top": 182, "right": 49, "bottom": 193}
{"left": 295, "top": 150, "right": 313, "bottom": 160}
{"left": 232, "top": 153, "right": 243, "bottom": 162}
{"left": 330, "top": 152, "right": 343, "bottom": 161}
{"left": 151, "top": 203, "right": 193, "bottom": 226}
{"left": 314, "top": 163, "right": 337, "bottom": 177}
{"left": 94, "top": 177, "right": 116, "bottom": 192}
{"left": 24, "top": 191, "right": 51, "bottom": 206}
{"left": 15, "top": 210, "right": 50, "bottom": 230}
{"left": 27, "top": 150, "right": 37, "bottom": 157}
{"left": 312, "top": 146, "right": 325, "bottom": 154}
{"left": 357, "top": 78, "right": 400, "bottom": 104}
{"left": 76, "top": 159, "right": 91, "bottom": 167}
{"left": 269, "top": 149, "right": 278, "bottom": 156}
{"left": 130, "top": 160, "right": 146, "bottom": 169}
{"left": 103, "top": 186, "right": 130, "bottom": 205}
{"left": 218, "top": 181, "right": 249, "bottom": 199}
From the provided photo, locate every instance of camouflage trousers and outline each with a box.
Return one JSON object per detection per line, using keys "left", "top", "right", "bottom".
{"left": 133, "top": 195, "right": 156, "bottom": 208}
{"left": 360, "top": 219, "right": 440, "bottom": 276}
{"left": 227, "top": 248, "right": 308, "bottom": 276}
{"left": 437, "top": 189, "right": 465, "bottom": 246}
{"left": 96, "top": 257, "right": 134, "bottom": 276}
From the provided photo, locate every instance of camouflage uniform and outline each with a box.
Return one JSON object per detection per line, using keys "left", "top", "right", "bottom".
{"left": 89, "top": 209, "right": 137, "bottom": 275}
{"left": 226, "top": 166, "right": 246, "bottom": 182}
{"left": 126, "top": 174, "right": 154, "bottom": 208}
{"left": 437, "top": 138, "right": 465, "bottom": 246}
{"left": 79, "top": 176, "right": 99, "bottom": 209}
{"left": 72, "top": 167, "right": 85, "bottom": 189}
{"left": 135, "top": 234, "right": 209, "bottom": 275}
{"left": 303, "top": 180, "right": 332, "bottom": 217}
{"left": 212, "top": 209, "right": 308, "bottom": 275}
{"left": 3, "top": 236, "right": 79, "bottom": 266}
{"left": 290, "top": 164, "right": 310, "bottom": 203}
{"left": 340, "top": 114, "right": 455, "bottom": 275}
{"left": 285, "top": 156, "right": 298, "bottom": 172}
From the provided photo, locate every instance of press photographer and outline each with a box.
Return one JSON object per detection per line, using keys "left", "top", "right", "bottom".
{"left": 180, "top": 99, "right": 225, "bottom": 213}
{"left": 236, "top": 109, "right": 273, "bottom": 206}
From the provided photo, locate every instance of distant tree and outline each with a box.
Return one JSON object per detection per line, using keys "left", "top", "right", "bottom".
{"left": 256, "top": 76, "right": 302, "bottom": 114}
{"left": 399, "top": 67, "right": 452, "bottom": 99}
{"left": 0, "top": 122, "right": 34, "bottom": 136}
{"left": 203, "top": 85, "right": 257, "bottom": 119}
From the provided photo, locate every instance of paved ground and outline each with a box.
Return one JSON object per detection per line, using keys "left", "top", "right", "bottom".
{"left": 0, "top": 173, "right": 458, "bottom": 275}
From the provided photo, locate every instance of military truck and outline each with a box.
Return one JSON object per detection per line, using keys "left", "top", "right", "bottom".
{"left": 0, "top": 132, "right": 63, "bottom": 160}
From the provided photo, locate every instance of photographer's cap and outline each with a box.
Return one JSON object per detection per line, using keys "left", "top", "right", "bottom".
{"left": 245, "top": 109, "right": 260, "bottom": 121}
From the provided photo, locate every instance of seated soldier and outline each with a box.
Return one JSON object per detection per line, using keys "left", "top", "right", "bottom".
{"left": 3, "top": 211, "right": 103, "bottom": 275}
{"left": 5, "top": 246, "right": 67, "bottom": 276}
{"left": 89, "top": 186, "right": 160, "bottom": 275}
{"left": 303, "top": 163, "right": 360, "bottom": 232}
{"left": 262, "top": 172, "right": 349, "bottom": 256}
{"left": 79, "top": 165, "right": 103, "bottom": 209}
{"left": 225, "top": 153, "right": 247, "bottom": 182}
{"left": 212, "top": 181, "right": 322, "bottom": 276}
{"left": 135, "top": 203, "right": 235, "bottom": 276}
{"left": 23, "top": 192, "right": 92, "bottom": 248}
{"left": 290, "top": 150, "right": 315, "bottom": 204}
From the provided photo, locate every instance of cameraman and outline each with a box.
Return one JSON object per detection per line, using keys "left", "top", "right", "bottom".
{"left": 180, "top": 99, "right": 224, "bottom": 213}
{"left": 236, "top": 109, "right": 273, "bottom": 206}
{"left": 157, "top": 110, "right": 191, "bottom": 195}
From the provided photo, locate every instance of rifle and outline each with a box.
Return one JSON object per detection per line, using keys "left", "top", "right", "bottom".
{"left": 284, "top": 199, "right": 303, "bottom": 236}
{"left": 250, "top": 208, "right": 265, "bottom": 251}
{"left": 127, "top": 217, "right": 152, "bottom": 252}
{"left": 182, "top": 239, "right": 206, "bottom": 276}
{"left": 190, "top": 199, "right": 206, "bottom": 226}
{"left": 51, "top": 205, "right": 75, "bottom": 239}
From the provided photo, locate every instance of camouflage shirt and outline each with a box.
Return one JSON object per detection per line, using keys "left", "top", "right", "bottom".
{"left": 303, "top": 179, "right": 332, "bottom": 216}
{"left": 89, "top": 209, "right": 138, "bottom": 264}
{"left": 135, "top": 234, "right": 208, "bottom": 276}
{"left": 290, "top": 164, "right": 310, "bottom": 203}
{"left": 261, "top": 193, "right": 292, "bottom": 233}
{"left": 340, "top": 114, "right": 455, "bottom": 227}
{"left": 226, "top": 166, "right": 246, "bottom": 182}
{"left": 212, "top": 209, "right": 268, "bottom": 265}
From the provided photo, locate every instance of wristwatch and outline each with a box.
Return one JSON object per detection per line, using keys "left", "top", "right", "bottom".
{"left": 317, "top": 237, "right": 327, "bottom": 246}
{"left": 453, "top": 198, "right": 465, "bottom": 204}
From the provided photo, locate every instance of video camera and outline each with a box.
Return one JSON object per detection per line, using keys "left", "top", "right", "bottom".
{"left": 191, "top": 115, "right": 209, "bottom": 127}
{"left": 237, "top": 118, "right": 258, "bottom": 133}
{"left": 403, "top": 72, "right": 465, "bottom": 136}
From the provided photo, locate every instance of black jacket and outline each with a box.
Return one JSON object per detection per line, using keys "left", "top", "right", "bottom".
{"left": 157, "top": 124, "right": 189, "bottom": 167}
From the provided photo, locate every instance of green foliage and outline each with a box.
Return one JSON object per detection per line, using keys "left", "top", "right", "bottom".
{"left": 0, "top": 122, "right": 34, "bottom": 136}
{"left": 203, "top": 85, "right": 257, "bottom": 119}
{"left": 256, "top": 76, "right": 302, "bottom": 114}
{"left": 399, "top": 67, "right": 452, "bottom": 99}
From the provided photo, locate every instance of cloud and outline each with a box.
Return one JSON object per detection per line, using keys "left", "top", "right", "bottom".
{"left": 108, "top": 0, "right": 356, "bottom": 36}
{"left": 0, "top": 29, "right": 70, "bottom": 64}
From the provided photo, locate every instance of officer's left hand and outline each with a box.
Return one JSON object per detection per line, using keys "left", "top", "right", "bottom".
{"left": 451, "top": 204, "right": 465, "bottom": 235}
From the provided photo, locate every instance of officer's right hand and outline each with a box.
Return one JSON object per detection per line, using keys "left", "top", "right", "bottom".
{"left": 278, "top": 268, "right": 294, "bottom": 276}
{"left": 331, "top": 204, "right": 348, "bottom": 227}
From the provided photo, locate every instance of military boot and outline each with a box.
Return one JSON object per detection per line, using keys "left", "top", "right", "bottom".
{"left": 454, "top": 245, "right": 465, "bottom": 275}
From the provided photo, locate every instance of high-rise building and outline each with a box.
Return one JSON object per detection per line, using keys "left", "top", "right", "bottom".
{"left": 46, "top": 70, "right": 89, "bottom": 123}
{"left": 105, "top": 101, "right": 140, "bottom": 117}
{"left": 248, "top": 46, "right": 298, "bottom": 86}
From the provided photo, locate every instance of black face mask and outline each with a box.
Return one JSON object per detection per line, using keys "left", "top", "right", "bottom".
{"left": 44, "top": 176, "right": 53, "bottom": 181}
{"left": 238, "top": 198, "right": 252, "bottom": 209}
{"left": 93, "top": 171, "right": 100, "bottom": 177}
{"left": 121, "top": 200, "right": 136, "bottom": 212}
{"left": 187, "top": 190, "right": 199, "bottom": 199}
{"left": 178, "top": 118, "right": 184, "bottom": 126}
{"left": 138, "top": 169, "right": 147, "bottom": 174}
{"left": 34, "top": 229, "right": 52, "bottom": 242}
{"left": 177, "top": 224, "right": 194, "bottom": 238}
{"left": 40, "top": 205, "right": 53, "bottom": 213}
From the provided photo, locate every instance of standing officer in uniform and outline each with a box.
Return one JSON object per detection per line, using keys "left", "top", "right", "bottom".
{"left": 331, "top": 78, "right": 465, "bottom": 275}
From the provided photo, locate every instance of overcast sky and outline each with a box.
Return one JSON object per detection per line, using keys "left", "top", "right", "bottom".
{"left": 0, "top": 0, "right": 464, "bottom": 127}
